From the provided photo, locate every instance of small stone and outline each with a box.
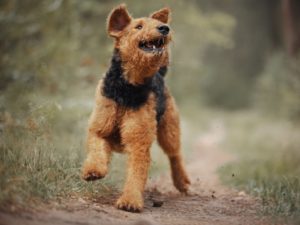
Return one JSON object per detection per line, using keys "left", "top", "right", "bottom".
{"left": 152, "top": 200, "right": 164, "bottom": 207}
{"left": 238, "top": 191, "right": 246, "bottom": 196}
{"left": 78, "top": 198, "right": 86, "bottom": 203}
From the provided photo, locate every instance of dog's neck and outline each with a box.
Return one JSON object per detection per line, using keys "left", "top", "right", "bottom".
{"left": 106, "top": 48, "right": 167, "bottom": 84}
{"left": 117, "top": 48, "right": 166, "bottom": 85}
{"left": 109, "top": 48, "right": 157, "bottom": 85}
{"left": 122, "top": 63, "right": 160, "bottom": 85}
{"left": 102, "top": 49, "right": 167, "bottom": 121}
{"left": 102, "top": 49, "right": 154, "bottom": 109}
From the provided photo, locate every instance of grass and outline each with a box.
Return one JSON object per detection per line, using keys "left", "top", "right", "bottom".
{"left": 0, "top": 85, "right": 181, "bottom": 209}
{"left": 0, "top": 101, "right": 115, "bottom": 207}
{"left": 0, "top": 96, "right": 198, "bottom": 211}
{"left": 218, "top": 111, "right": 300, "bottom": 224}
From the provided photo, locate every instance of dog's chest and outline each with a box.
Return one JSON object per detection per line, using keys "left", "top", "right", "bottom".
{"left": 103, "top": 73, "right": 165, "bottom": 123}
{"left": 102, "top": 50, "right": 166, "bottom": 123}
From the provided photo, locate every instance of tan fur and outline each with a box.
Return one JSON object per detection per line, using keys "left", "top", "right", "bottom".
{"left": 157, "top": 90, "right": 190, "bottom": 192}
{"left": 107, "top": 4, "right": 171, "bottom": 85}
{"left": 81, "top": 4, "right": 190, "bottom": 212}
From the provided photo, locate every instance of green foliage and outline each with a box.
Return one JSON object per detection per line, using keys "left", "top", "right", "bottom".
{"left": 256, "top": 52, "right": 300, "bottom": 121}
{"left": 0, "top": 0, "right": 236, "bottom": 105}
{"left": 169, "top": 3, "right": 236, "bottom": 103}
{"left": 0, "top": 100, "right": 123, "bottom": 207}
{"left": 198, "top": 0, "right": 276, "bottom": 109}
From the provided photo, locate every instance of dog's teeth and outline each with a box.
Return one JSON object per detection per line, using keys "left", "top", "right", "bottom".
{"left": 153, "top": 45, "right": 156, "bottom": 49}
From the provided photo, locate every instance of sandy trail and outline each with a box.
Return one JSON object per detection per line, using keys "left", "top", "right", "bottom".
{"left": 0, "top": 123, "right": 270, "bottom": 225}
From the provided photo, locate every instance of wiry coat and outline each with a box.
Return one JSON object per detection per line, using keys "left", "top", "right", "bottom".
{"left": 81, "top": 4, "right": 190, "bottom": 213}
{"left": 102, "top": 49, "right": 167, "bottom": 122}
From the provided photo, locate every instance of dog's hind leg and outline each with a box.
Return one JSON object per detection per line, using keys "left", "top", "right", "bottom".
{"left": 157, "top": 91, "right": 190, "bottom": 193}
{"left": 82, "top": 81, "right": 117, "bottom": 181}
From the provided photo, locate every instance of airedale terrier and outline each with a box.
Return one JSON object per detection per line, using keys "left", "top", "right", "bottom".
{"left": 81, "top": 4, "right": 190, "bottom": 212}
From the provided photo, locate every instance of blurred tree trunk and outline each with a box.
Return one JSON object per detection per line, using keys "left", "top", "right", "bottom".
{"left": 282, "top": 0, "right": 300, "bottom": 56}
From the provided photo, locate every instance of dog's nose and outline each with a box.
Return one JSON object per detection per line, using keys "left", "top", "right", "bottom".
{"left": 157, "top": 25, "right": 170, "bottom": 36}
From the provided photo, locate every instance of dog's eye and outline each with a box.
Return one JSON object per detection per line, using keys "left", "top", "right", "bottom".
{"left": 135, "top": 24, "right": 143, "bottom": 30}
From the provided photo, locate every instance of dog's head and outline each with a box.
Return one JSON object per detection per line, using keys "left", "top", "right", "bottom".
{"left": 107, "top": 4, "right": 171, "bottom": 84}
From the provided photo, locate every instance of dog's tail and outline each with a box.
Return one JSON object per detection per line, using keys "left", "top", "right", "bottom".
{"left": 158, "top": 66, "right": 168, "bottom": 77}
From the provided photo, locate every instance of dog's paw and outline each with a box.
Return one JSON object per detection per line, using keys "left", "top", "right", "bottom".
{"left": 116, "top": 193, "right": 143, "bottom": 213}
{"left": 173, "top": 172, "right": 191, "bottom": 193}
{"left": 81, "top": 159, "right": 107, "bottom": 181}
{"left": 82, "top": 170, "right": 105, "bottom": 181}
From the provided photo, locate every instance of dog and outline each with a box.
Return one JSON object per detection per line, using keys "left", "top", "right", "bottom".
{"left": 81, "top": 4, "right": 190, "bottom": 212}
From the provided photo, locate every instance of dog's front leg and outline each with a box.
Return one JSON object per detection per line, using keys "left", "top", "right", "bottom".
{"left": 116, "top": 143, "right": 151, "bottom": 212}
{"left": 82, "top": 81, "right": 118, "bottom": 181}
{"left": 116, "top": 102, "right": 156, "bottom": 212}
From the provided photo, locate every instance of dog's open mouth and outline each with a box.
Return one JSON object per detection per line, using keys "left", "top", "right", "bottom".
{"left": 138, "top": 37, "right": 166, "bottom": 53}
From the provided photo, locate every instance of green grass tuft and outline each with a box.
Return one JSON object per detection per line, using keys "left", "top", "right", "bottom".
{"left": 219, "top": 111, "right": 300, "bottom": 223}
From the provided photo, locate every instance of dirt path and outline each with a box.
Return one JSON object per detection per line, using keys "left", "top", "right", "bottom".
{"left": 0, "top": 123, "right": 270, "bottom": 225}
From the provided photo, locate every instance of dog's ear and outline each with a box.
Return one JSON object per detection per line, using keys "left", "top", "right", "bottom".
{"left": 150, "top": 7, "right": 171, "bottom": 24}
{"left": 107, "top": 4, "right": 132, "bottom": 38}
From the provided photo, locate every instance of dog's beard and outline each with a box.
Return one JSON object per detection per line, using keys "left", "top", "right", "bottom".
{"left": 137, "top": 49, "right": 168, "bottom": 70}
